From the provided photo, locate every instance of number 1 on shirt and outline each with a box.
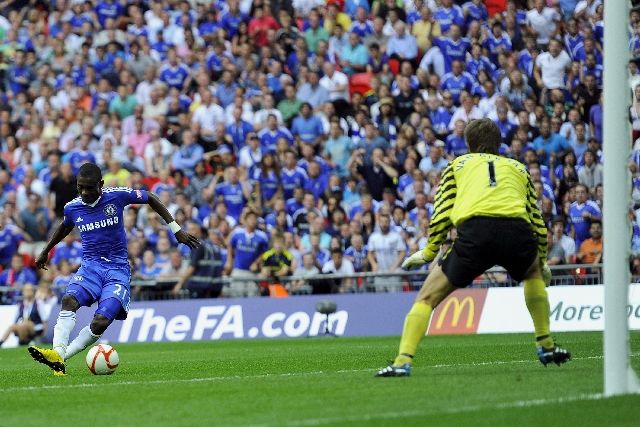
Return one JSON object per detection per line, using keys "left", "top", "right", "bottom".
{"left": 487, "top": 161, "right": 497, "bottom": 187}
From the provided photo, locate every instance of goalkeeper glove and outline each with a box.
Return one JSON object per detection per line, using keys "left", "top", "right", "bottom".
{"left": 401, "top": 250, "right": 428, "bottom": 270}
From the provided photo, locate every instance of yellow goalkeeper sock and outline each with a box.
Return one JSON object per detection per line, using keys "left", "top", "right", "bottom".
{"left": 394, "top": 302, "right": 433, "bottom": 366}
{"left": 524, "top": 277, "right": 555, "bottom": 349}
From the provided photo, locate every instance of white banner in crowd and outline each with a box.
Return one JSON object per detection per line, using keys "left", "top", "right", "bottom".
{"left": 1, "top": 285, "right": 639, "bottom": 348}
{"left": 0, "top": 306, "right": 18, "bottom": 347}
{"left": 478, "top": 285, "right": 640, "bottom": 334}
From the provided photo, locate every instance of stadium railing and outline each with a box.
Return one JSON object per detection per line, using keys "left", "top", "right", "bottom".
{"left": 122, "top": 263, "right": 604, "bottom": 300}
{"left": 0, "top": 264, "right": 608, "bottom": 303}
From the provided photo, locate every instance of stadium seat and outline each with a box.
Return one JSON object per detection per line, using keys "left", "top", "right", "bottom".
{"left": 349, "top": 73, "right": 372, "bottom": 97}
{"left": 142, "top": 177, "right": 160, "bottom": 190}
{"left": 388, "top": 58, "right": 400, "bottom": 75}
{"left": 268, "top": 283, "right": 289, "bottom": 298}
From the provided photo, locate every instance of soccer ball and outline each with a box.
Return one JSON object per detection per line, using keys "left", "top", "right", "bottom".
{"left": 86, "top": 344, "right": 119, "bottom": 375}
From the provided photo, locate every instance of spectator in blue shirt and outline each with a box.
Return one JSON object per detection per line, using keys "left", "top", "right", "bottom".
{"left": 6, "top": 50, "right": 32, "bottom": 95}
{"left": 466, "top": 43, "right": 496, "bottom": 78}
{"left": 95, "top": 0, "right": 124, "bottom": 28}
{"left": 159, "top": 49, "right": 191, "bottom": 92}
{"left": 171, "top": 131, "right": 204, "bottom": 177}
{"left": 428, "top": 96, "right": 454, "bottom": 137}
{"left": 65, "top": 135, "right": 97, "bottom": 175}
{"left": 350, "top": 7, "right": 374, "bottom": 37}
{"left": 340, "top": 32, "right": 369, "bottom": 75}
{"left": 483, "top": 22, "right": 512, "bottom": 65}
{"left": 493, "top": 107, "right": 516, "bottom": 144}
{"left": 582, "top": 53, "right": 603, "bottom": 87}
{"left": 344, "top": 233, "right": 369, "bottom": 272}
{"left": 304, "top": 161, "right": 329, "bottom": 200}
{"left": 432, "top": 26, "right": 471, "bottom": 74}
{"left": 215, "top": 166, "right": 248, "bottom": 221}
{"left": 564, "top": 18, "right": 584, "bottom": 60}
{"left": 569, "top": 183, "right": 602, "bottom": 248}
{"left": 462, "top": 0, "right": 488, "bottom": 27}
{"left": 227, "top": 107, "right": 255, "bottom": 150}
{"left": 220, "top": 1, "right": 247, "bottom": 38}
{"left": 445, "top": 120, "right": 468, "bottom": 158}
{"left": 51, "top": 233, "right": 82, "bottom": 271}
{"left": 323, "top": 121, "right": 354, "bottom": 177}
{"left": 386, "top": 21, "right": 418, "bottom": 61}
{"left": 137, "top": 250, "right": 164, "bottom": 279}
{"left": 291, "top": 103, "right": 325, "bottom": 147}
{"left": 0, "top": 212, "right": 23, "bottom": 268}
{"left": 532, "top": 118, "right": 571, "bottom": 166}
{"left": 281, "top": 151, "right": 309, "bottom": 201}
{"left": 440, "top": 60, "right": 475, "bottom": 104}
{"left": 258, "top": 114, "right": 294, "bottom": 153}
{"left": 224, "top": 210, "right": 269, "bottom": 297}
{"left": 433, "top": 0, "right": 465, "bottom": 34}
{"left": 0, "top": 254, "right": 37, "bottom": 304}
{"left": 296, "top": 71, "right": 330, "bottom": 110}
{"left": 216, "top": 70, "right": 238, "bottom": 109}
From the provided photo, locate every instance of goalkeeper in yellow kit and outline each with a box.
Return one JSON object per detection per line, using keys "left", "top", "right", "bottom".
{"left": 376, "top": 119, "right": 570, "bottom": 377}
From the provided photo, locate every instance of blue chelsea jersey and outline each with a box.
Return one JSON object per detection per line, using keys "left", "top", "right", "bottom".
{"left": 63, "top": 187, "right": 149, "bottom": 264}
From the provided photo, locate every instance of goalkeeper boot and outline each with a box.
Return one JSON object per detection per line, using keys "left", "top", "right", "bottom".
{"left": 375, "top": 363, "right": 412, "bottom": 377}
{"left": 28, "top": 346, "right": 66, "bottom": 374}
{"left": 537, "top": 345, "right": 571, "bottom": 366}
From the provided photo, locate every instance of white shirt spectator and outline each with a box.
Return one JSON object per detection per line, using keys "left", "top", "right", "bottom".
{"left": 253, "top": 108, "right": 283, "bottom": 128}
{"left": 478, "top": 92, "right": 499, "bottom": 118}
{"left": 448, "top": 105, "right": 483, "bottom": 130}
{"left": 367, "top": 230, "right": 405, "bottom": 272}
{"left": 238, "top": 145, "right": 262, "bottom": 170}
{"left": 135, "top": 80, "right": 161, "bottom": 105}
{"left": 192, "top": 102, "right": 225, "bottom": 133}
{"left": 558, "top": 234, "right": 577, "bottom": 261}
{"left": 559, "top": 121, "right": 590, "bottom": 145}
{"left": 526, "top": 7, "right": 561, "bottom": 45}
{"left": 486, "top": 108, "right": 518, "bottom": 124}
{"left": 224, "top": 102, "right": 255, "bottom": 125}
{"left": 322, "top": 257, "right": 355, "bottom": 275}
{"left": 535, "top": 50, "right": 571, "bottom": 90}
{"left": 144, "top": 99, "right": 168, "bottom": 120}
{"left": 575, "top": 0, "right": 602, "bottom": 19}
{"left": 144, "top": 137, "right": 174, "bottom": 160}
{"left": 419, "top": 154, "right": 449, "bottom": 174}
{"left": 292, "top": 0, "right": 324, "bottom": 16}
{"left": 319, "top": 70, "right": 349, "bottom": 102}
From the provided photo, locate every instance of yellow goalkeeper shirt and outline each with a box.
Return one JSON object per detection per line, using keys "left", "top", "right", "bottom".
{"left": 422, "top": 153, "right": 547, "bottom": 262}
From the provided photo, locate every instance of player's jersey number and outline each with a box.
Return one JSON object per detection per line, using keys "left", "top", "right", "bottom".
{"left": 113, "top": 284, "right": 130, "bottom": 311}
{"left": 487, "top": 161, "right": 497, "bottom": 187}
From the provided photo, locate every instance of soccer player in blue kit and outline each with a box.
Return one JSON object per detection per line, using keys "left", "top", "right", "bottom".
{"left": 28, "top": 163, "right": 200, "bottom": 375}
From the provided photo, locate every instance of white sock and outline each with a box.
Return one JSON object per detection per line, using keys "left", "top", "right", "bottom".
{"left": 64, "top": 326, "right": 100, "bottom": 361}
{"left": 53, "top": 310, "right": 76, "bottom": 359}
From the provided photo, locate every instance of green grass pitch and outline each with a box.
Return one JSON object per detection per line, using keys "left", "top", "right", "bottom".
{"left": 1, "top": 332, "right": 639, "bottom": 426}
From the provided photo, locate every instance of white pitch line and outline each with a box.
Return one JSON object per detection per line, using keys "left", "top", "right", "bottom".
{"left": 280, "top": 393, "right": 609, "bottom": 427}
{"left": 0, "top": 354, "right": 623, "bottom": 393}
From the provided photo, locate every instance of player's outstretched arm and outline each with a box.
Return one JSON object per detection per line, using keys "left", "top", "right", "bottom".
{"left": 35, "top": 222, "right": 75, "bottom": 270}
{"left": 147, "top": 192, "right": 201, "bottom": 249}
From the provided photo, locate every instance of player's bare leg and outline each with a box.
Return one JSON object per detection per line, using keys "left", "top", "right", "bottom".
{"left": 28, "top": 294, "right": 79, "bottom": 375}
{"left": 376, "top": 264, "right": 456, "bottom": 377}
{"left": 522, "top": 259, "right": 571, "bottom": 366}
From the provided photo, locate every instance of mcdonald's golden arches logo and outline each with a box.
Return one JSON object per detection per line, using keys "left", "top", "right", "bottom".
{"left": 428, "top": 289, "right": 488, "bottom": 335}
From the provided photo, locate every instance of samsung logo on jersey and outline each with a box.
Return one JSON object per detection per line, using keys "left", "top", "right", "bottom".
{"left": 77, "top": 216, "right": 119, "bottom": 232}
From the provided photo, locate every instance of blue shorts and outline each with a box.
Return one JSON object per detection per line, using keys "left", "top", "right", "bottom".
{"left": 66, "top": 261, "right": 131, "bottom": 321}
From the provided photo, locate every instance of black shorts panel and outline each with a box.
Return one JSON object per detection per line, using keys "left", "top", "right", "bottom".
{"left": 440, "top": 217, "right": 538, "bottom": 287}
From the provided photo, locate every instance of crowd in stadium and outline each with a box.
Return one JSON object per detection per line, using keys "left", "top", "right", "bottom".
{"left": 0, "top": 0, "right": 632, "bottom": 303}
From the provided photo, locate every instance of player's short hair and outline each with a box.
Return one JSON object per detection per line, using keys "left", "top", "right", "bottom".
{"left": 77, "top": 162, "right": 102, "bottom": 182}
{"left": 464, "top": 118, "right": 500, "bottom": 155}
